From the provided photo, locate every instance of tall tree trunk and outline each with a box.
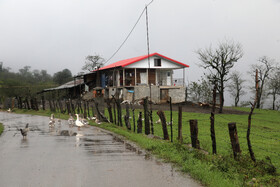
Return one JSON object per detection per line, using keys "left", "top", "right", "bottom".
{"left": 272, "top": 94, "right": 276, "bottom": 110}
{"left": 235, "top": 91, "right": 239, "bottom": 107}
{"left": 219, "top": 80, "right": 224, "bottom": 113}
{"left": 219, "top": 90, "right": 224, "bottom": 113}
{"left": 256, "top": 86, "right": 262, "bottom": 109}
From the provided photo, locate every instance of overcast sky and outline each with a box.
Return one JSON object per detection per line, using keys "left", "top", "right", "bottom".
{"left": 1, "top": 0, "right": 279, "bottom": 88}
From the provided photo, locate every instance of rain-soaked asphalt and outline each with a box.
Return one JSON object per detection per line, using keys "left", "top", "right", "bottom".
{"left": 0, "top": 112, "right": 201, "bottom": 187}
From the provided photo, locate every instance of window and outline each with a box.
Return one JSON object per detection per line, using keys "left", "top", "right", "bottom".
{"left": 154, "top": 58, "right": 161, "bottom": 66}
{"left": 167, "top": 71, "right": 170, "bottom": 76}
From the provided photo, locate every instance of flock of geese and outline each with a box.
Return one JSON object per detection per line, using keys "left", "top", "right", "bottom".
{"left": 49, "top": 113, "right": 97, "bottom": 128}
{"left": 14, "top": 109, "right": 163, "bottom": 139}
{"left": 18, "top": 113, "right": 100, "bottom": 139}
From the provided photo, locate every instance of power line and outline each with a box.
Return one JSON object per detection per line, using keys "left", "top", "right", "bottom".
{"left": 104, "top": 1, "right": 154, "bottom": 65}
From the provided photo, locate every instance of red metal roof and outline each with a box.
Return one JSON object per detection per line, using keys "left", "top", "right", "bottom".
{"left": 98, "top": 52, "right": 189, "bottom": 71}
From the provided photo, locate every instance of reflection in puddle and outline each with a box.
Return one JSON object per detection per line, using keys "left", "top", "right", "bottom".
{"left": 20, "top": 138, "right": 29, "bottom": 148}
{"left": 75, "top": 133, "right": 84, "bottom": 147}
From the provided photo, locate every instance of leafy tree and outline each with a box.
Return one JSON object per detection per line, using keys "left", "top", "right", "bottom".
{"left": 0, "top": 63, "right": 57, "bottom": 99}
{"left": 188, "top": 82, "right": 202, "bottom": 102}
{"left": 189, "top": 78, "right": 212, "bottom": 103}
{"left": 249, "top": 56, "right": 275, "bottom": 109}
{"left": 228, "top": 71, "right": 246, "bottom": 107}
{"left": 197, "top": 40, "right": 243, "bottom": 113}
{"left": 83, "top": 54, "right": 105, "bottom": 71}
{"left": 53, "top": 69, "right": 73, "bottom": 85}
{"left": 33, "top": 69, "right": 52, "bottom": 82}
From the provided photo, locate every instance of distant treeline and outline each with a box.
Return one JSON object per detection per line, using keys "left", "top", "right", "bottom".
{"left": 0, "top": 62, "right": 73, "bottom": 99}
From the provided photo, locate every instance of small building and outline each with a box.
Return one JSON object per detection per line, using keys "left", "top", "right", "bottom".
{"left": 84, "top": 52, "right": 189, "bottom": 103}
{"left": 40, "top": 78, "right": 85, "bottom": 99}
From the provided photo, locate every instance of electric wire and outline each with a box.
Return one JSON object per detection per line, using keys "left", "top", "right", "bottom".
{"left": 104, "top": 1, "right": 154, "bottom": 65}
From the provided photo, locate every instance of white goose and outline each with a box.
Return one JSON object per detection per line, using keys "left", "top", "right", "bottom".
{"left": 49, "top": 114, "right": 55, "bottom": 127}
{"left": 81, "top": 117, "right": 89, "bottom": 125}
{"left": 75, "top": 114, "right": 84, "bottom": 128}
{"left": 68, "top": 114, "right": 75, "bottom": 126}
{"left": 95, "top": 118, "right": 101, "bottom": 125}
{"left": 155, "top": 118, "right": 161, "bottom": 124}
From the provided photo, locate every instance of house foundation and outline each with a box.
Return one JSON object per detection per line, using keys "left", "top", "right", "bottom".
{"left": 106, "top": 85, "right": 186, "bottom": 104}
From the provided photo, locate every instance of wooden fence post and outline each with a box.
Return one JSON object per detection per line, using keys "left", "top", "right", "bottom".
{"left": 59, "top": 100, "right": 64, "bottom": 113}
{"left": 143, "top": 97, "right": 150, "bottom": 135}
{"left": 169, "top": 97, "right": 173, "bottom": 142}
{"left": 210, "top": 82, "right": 217, "bottom": 154}
{"left": 25, "top": 97, "right": 30, "bottom": 110}
{"left": 30, "top": 98, "right": 35, "bottom": 110}
{"left": 132, "top": 108, "right": 136, "bottom": 132}
{"left": 210, "top": 112, "right": 217, "bottom": 154}
{"left": 87, "top": 101, "right": 90, "bottom": 118}
{"left": 76, "top": 100, "right": 80, "bottom": 114}
{"left": 91, "top": 104, "right": 95, "bottom": 118}
{"left": 228, "top": 122, "right": 241, "bottom": 159}
{"left": 18, "top": 96, "right": 23, "bottom": 109}
{"left": 137, "top": 112, "right": 143, "bottom": 133}
{"left": 116, "top": 99, "right": 122, "bottom": 126}
{"left": 70, "top": 99, "right": 75, "bottom": 114}
{"left": 106, "top": 99, "right": 113, "bottom": 123}
{"left": 34, "top": 97, "right": 39, "bottom": 111}
{"left": 83, "top": 101, "right": 87, "bottom": 118}
{"left": 113, "top": 99, "right": 116, "bottom": 125}
{"left": 157, "top": 110, "right": 169, "bottom": 140}
{"left": 94, "top": 101, "right": 109, "bottom": 122}
{"left": 178, "top": 105, "right": 183, "bottom": 143}
{"left": 41, "top": 96, "right": 45, "bottom": 110}
{"left": 79, "top": 100, "right": 83, "bottom": 114}
{"left": 189, "top": 119, "right": 200, "bottom": 149}
{"left": 66, "top": 101, "right": 71, "bottom": 115}
{"left": 150, "top": 110, "right": 154, "bottom": 135}
{"left": 124, "top": 104, "right": 131, "bottom": 130}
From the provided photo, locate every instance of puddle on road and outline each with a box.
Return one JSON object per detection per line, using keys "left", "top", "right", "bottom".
{"left": 0, "top": 112, "right": 201, "bottom": 187}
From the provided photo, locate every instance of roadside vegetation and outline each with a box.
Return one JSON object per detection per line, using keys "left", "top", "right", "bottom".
{"left": 10, "top": 106, "right": 280, "bottom": 186}
{"left": 0, "top": 123, "right": 4, "bottom": 135}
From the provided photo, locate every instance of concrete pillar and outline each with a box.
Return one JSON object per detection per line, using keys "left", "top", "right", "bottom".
{"left": 135, "top": 68, "right": 137, "bottom": 86}
{"left": 183, "top": 68, "right": 185, "bottom": 86}
{"left": 146, "top": 68, "right": 149, "bottom": 85}
{"left": 123, "top": 69, "right": 125, "bottom": 86}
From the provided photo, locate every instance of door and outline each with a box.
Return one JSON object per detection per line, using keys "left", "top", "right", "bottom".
{"left": 166, "top": 71, "right": 171, "bottom": 86}
{"left": 160, "top": 89, "right": 169, "bottom": 103}
{"left": 140, "top": 72, "right": 147, "bottom": 84}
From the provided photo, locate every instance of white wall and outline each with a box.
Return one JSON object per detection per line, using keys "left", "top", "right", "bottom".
{"left": 125, "top": 56, "right": 185, "bottom": 69}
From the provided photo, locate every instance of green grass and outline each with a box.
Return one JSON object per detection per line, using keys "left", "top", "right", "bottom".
{"left": 0, "top": 123, "right": 4, "bottom": 135}
{"left": 11, "top": 107, "right": 280, "bottom": 186}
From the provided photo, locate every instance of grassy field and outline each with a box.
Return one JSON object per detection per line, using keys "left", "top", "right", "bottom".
{"left": 7, "top": 107, "right": 280, "bottom": 186}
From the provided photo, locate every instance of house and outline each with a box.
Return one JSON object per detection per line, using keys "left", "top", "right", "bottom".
{"left": 83, "top": 52, "right": 189, "bottom": 103}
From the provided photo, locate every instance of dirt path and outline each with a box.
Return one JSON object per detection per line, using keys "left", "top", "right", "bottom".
{"left": 0, "top": 112, "right": 201, "bottom": 187}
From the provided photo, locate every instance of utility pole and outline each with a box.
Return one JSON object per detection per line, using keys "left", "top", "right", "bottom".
{"left": 145, "top": 3, "right": 154, "bottom": 134}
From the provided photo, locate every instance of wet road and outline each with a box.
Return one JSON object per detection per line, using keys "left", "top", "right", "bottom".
{"left": 0, "top": 112, "right": 201, "bottom": 187}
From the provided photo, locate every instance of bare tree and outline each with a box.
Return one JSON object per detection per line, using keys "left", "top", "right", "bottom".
{"left": 249, "top": 56, "right": 275, "bottom": 109}
{"left": 228, "top": 71, "right": 246, "bottom": 107}
{"left": 267, "top": 67, "right": 280, "bottom": 110}
{"left": 197, "top": 40, "right": 243, "bottom": 113}
{"left": 83, "top": 54, "right": 105, "bottom": 72}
